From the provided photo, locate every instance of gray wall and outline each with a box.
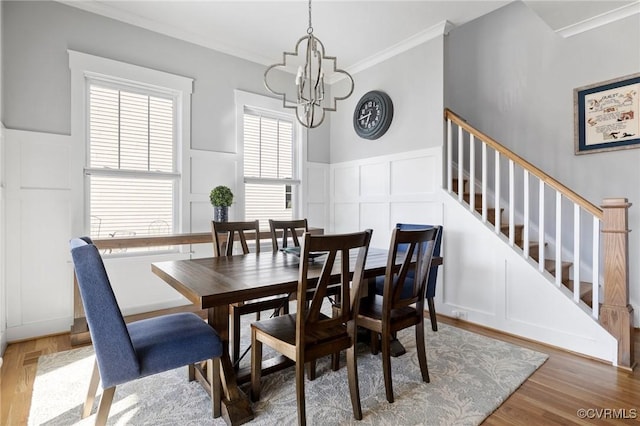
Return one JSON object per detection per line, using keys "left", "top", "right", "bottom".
{"left": 1, "top": 0, "right": 330, "bottom": 160}
{"left": 330, "top": 37, "right": 444, "bottom": 163}
{"left": 445, "top": 1, "right": 640, "bottom": 321}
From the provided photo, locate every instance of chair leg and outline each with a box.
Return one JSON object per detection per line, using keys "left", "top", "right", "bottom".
{"left": 207, "top": 358, "right": 222, "bottom": 418}
{"left": 83, "top": 360, "right": 100, "bottom": 418}
{"left": 346, "top": 345, "right": 363, "bottom": 420}
{"left": 427, "top": 297, "right": 438, "bottom": 332}
{"left": 250, "top": 329, "right": 263, "bottom": 401}
{"left": 307, "top": 360, "right": 317, "bottom": 380}
{"left": 381, "top": 332, "right": 394, "bottom": 403}
{"left": 230, "top": 307, "right": 241, "bottom": 367}
{"left": 94, "top": 386, "right": 116, "bottom": 426}
{"left": 295, "top": 357, "right": 307, "bottom": 426}
{"left": 370, "top": 330, "right": 379, "bottom": 355}
{"left": 188, "top": 363, "right": 196, "bottom": 381}
{"left": 415, "top": 320, "right": 430, "bottom": 383}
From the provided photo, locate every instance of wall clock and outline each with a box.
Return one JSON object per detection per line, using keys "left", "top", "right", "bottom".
{"left": 353, "top": 90, "right": 394, "bottom": 140}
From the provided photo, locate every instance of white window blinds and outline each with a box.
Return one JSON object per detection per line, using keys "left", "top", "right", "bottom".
{"left": 87, "top": 83, "right": 177, "bottom": 240}
{"left": 243, "top": 110, "right": 298, "bottom": 225}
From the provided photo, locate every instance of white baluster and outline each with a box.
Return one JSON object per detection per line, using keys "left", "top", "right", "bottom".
{"left": 482, "top": 143, "right": 487, "bottom": 223}
{"left": 509, "top": 159, "right": 515, "bottom": 246}
{"left": 458, "top": 126, "right": 464, "bottom": 202}
{"left": 555, "top": 192, "right": 562, "bottom": 287}
{"left": 469, "top": 134, "right": 476, "bottom": 212}
{"left": 573, "top": 204, "right": 581, "bottom": 304}
{"left": 447, "top": 119, "right": 452, "bottom": 193}
{"left": 523, "top": 170, "right": 530, "bottom": 258}
{"left": 592, "top": 217, "right": 600, "bottom": 319}
{"left": 494, "top": 151, "right": 501, "bottom": 234}
{"left": 539, "top": 182, "right": 545, "bottom": 273}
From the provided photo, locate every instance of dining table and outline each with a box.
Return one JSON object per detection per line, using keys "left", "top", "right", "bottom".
{"left": 152, "top": 247, "right": 442, "bottom": 425}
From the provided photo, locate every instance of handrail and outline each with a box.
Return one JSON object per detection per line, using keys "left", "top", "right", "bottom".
{"left": 445, "top": 108, "right": 603, "bottom": 219}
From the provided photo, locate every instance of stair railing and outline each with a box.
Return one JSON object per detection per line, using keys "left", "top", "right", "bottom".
{"left": 446, "top": 108, "right": 605, "bottom": 317}
{"left": 444, "top": 108, "right": 634, "bottom": 369}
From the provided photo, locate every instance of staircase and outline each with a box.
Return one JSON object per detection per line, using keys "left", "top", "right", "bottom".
{"left": 453, "top": 177, "right": 593, "bottom": 307}
{"left": 444, "top": 108, "right": 634, "bottom": 369}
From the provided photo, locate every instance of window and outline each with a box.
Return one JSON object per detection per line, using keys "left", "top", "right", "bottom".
{"left": 86, "top": 81, "right": 178, "bottom": 240}
{"left": 243, "top": 108, "right": 299, "bottom": 226}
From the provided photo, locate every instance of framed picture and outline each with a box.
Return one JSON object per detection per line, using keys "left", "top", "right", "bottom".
{"left": 574, "top": 73, "right": 640, "bottom": 154}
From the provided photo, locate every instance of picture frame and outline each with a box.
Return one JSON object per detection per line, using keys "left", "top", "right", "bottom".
{"left": 574, "top": 73, "right": 640, "bottom": 155}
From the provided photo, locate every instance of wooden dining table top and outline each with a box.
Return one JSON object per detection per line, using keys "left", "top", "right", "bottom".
{"left": 151, "top": 248, "right": 442, "bottom": 308}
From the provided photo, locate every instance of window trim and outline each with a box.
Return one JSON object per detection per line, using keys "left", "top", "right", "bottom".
{"left": 234, "top": 90, "right": 306, "bottom": 221}
{"left": 69, "top": 50, "right": 193, "bottom": 244}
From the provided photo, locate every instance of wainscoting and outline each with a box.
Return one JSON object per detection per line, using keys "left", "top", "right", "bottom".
{"left": 2, "top": 126, "right": 330, "bottom": 341}
{"left": 329, "top": 148, "right": 444, "bottom": 249}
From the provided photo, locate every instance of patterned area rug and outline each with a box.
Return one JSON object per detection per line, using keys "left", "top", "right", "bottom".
{"left": 29, "top": 322, "right": 547, "bottom": 425}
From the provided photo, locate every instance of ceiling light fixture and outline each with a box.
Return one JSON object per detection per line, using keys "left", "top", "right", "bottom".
{"left": 264, "top": 0, "right": 354, "bottom": 128}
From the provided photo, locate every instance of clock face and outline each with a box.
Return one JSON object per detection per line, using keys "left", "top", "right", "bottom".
{"left": 353, "top": 91, "right": 393, "bottom": 140}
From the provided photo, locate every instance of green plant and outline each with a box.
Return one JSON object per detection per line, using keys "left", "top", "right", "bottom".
{"left": 210, "top": 185, "right": 233, "bottom": 207}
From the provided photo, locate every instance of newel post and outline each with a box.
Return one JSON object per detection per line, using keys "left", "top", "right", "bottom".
{"left": 600, "top": 198, "right": 635, "bottom": 369}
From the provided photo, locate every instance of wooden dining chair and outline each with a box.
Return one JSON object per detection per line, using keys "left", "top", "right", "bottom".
{"left": 269, "top": 218, "right": 308, "bottom": 251}
{"left": 358, "top": 227, "right": 437, "bottom": 403}
{"left": 373, "top": 223, "right": 443, "bottom": 331}
{"left": 250, "top": 229, "right": 373, "bottom": 426}
{"left": 211, "top": 220, "right": 290, "bottom": 367}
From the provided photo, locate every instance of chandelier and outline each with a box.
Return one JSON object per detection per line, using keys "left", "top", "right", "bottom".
{"left": 264, "top": 0, "right": 354, "bottom": 128}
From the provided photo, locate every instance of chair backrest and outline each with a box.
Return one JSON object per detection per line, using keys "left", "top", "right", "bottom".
{"left": 69, "top": 238, "right": 139, "bottom": 388}
{"left": 269, "top": 219, "right": 308, "bottom": 251}
{"left": 212, "top": 220, "right": 260, "bottom": 257}
{"left": 295, "top": 229, "right": 372, "bottom": 345}
{"left": 382, "top": 227, "right": 437, "bottom": 314}
{"left": 396, "top": 223, "right": 443, "bottom": 298}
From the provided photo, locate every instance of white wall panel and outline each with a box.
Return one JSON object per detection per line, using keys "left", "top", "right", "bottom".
{"left": 390, "top": 155, "right": 437, "bottom": 196}
{"left": 306, "top": 166, "right": 327, "bottom": 203}
{"left": 333, "top": 203, "right": 359, "bottom": 234}
{"left": 440, "top": 192, "right": 617, "bottom": 363}
{"left": 306, "top": 202, "right": 327, "bottom": 231}
{"left": 19, "top": 194, "right": 71, "bottom": 323}
{"left": 190, "top": 151, "right": 237, "bottom": 196}
{"left": 103, "top": 253, "right": 191, "bottom": 315}
{"left": 390, "top": 202, "right": 442, "bottom": 227}
{"left": 19, "top": 134, "right": 70, "bottom": 190}
{"left": 190, "top": 200, "right": 214, "bottom": 233}
{"left": 330, "top": 148, "right": 443, "bottom": 237}
{"left": 360, "top": 202, "right": 390, "bottom": 249}
{"left": 305, "top": 163, "right": 329, "bottom": 231}
{"left": 332, "top": 166, "right": 359, "bottom": 203}
{"left": 360, "top": 162, "right": 388, "bottom": 199}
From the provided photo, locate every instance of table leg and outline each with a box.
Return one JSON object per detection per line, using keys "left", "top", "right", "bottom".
{"left": 208, "top": 305, "right": 254, "bottom": 426}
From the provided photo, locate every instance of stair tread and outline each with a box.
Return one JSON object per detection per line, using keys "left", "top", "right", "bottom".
{"left": 564, "top": 280, "right": 593, "bottom": 296}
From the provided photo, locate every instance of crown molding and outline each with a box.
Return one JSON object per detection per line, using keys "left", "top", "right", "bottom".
{"left": 56, "top": 0, "right": 273, "bottom": 66}
{"left": 332, "top": 20, "right": 454, "bottom": 83}
{"left": 557, "top": 1, "right": 640, "bottom": 38}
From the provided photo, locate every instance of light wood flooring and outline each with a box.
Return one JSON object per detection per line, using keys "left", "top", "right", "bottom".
{"left": 1, "top": 316, "right": 638, "bottom": 425}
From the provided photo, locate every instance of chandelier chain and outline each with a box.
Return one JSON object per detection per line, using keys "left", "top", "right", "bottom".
{"left": 307, "top": 0, "right": 313, "bottom": 34}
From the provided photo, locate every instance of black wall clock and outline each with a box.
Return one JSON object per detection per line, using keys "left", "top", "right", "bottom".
{"left": 353, "top": 90, "right": 394, "bottom": 140}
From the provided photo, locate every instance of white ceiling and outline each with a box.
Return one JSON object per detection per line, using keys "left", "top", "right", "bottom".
{"left": 58, "top": 1, "right": 638, "bottom": 72}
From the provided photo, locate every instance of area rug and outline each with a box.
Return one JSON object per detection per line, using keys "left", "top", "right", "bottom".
{"left": 29, "top": 322, "right": 547, "bottom": 426}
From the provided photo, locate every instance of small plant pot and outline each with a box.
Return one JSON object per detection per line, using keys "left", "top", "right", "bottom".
{"left": 214, "top": 206, "right": 228, "bottom": 222}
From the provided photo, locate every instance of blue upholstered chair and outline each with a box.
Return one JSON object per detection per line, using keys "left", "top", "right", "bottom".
{"left": 374, "top": 223, "right": 443, "bottom": 331}
{"left": 69, "top": 237, "right": 223, "bottom": 426}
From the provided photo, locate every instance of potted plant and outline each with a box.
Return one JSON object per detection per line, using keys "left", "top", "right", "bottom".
{"left": 210, "top": 185, "right": 233, "bottom": 222}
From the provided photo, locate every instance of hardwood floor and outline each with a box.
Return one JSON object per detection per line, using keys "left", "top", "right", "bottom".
{"left": 1, "top": 316, "right": 638, "bottom": 425}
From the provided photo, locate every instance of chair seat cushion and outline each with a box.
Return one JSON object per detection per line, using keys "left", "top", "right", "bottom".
{"left": 128, "top": 312, "right": 222, "bottom": 378}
